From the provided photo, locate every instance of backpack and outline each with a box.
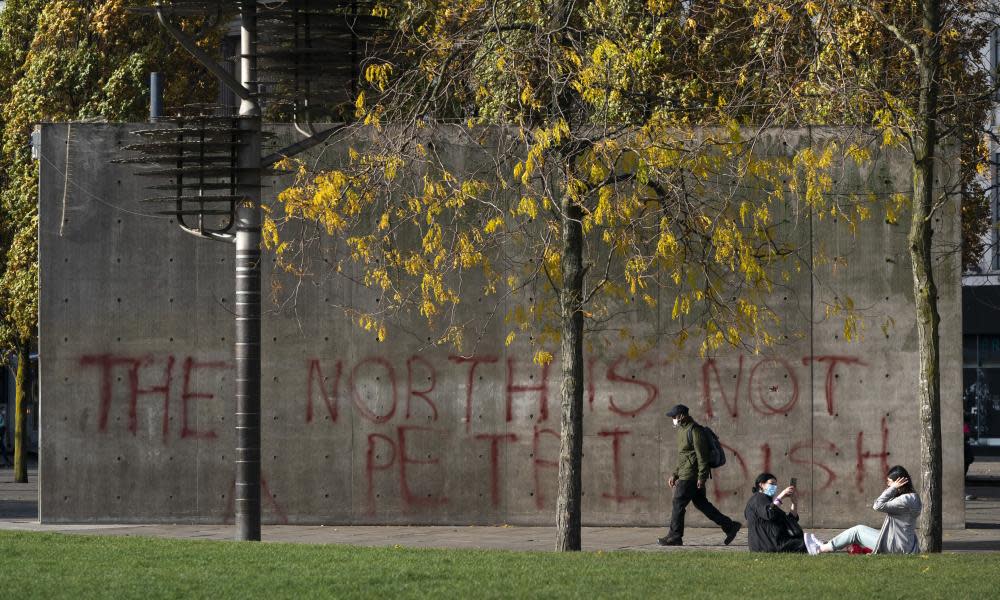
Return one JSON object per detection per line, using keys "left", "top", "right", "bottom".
{"left": 687, "top": 424, "right": 726, "bottom": 469}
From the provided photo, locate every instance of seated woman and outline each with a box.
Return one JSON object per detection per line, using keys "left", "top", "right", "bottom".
{"left": 811, "top": 465, "right": 922, "bottom": 555}
{"left": 745, "top": 472, "right": 806, "bottom": 553}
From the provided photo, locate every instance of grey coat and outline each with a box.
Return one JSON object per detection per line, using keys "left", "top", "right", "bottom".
{"left": 872, "top": 487, "right": 922, "bottom": 554}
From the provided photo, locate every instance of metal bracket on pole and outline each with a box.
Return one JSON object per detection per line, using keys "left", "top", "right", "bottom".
{"left": 262, "top": 124, "right": 347, "bottom": 168}
{"left": 154, "top": 2, "right": 254, "bottom": 104}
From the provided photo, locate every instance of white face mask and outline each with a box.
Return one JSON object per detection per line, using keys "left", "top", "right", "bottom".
{"left": 672, "top": 417, "right": 680, "bottom": 427}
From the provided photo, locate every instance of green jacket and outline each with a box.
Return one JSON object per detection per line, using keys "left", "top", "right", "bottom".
{"left": 673, "top": 420, "right": 711, "bottom": 482}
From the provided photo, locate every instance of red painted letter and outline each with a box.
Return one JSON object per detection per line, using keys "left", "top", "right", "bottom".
{"left": 448, "top": 355, "right": 498, "bottom": 433}
{"left": 789, "top": 440, "right": 840, "bottom": 492}
{"left": 406, "top": 356, "right": 438, "bottom": 421}
{"left": 79, "top": 354, "right": 141, "bottom": 433}
{"left": 506, "top": 358, "right": 550, "bottom": 423}
{"left": 349, "top": 357, "right": 398, "bottom": 424}
{"left": 801, "top": 355, "right": 868, "bottom": 416}
{"left": 748, "top": 358, "right": 798, "bottom": 415}
{"left": 306, "top": 359, "right": 342, "bottom": 423}
{"left": 397, "top": 426, "right": 448, "bottom": 508}
{"left": 180, "top": 357, "right": 226, "bottom": 439}
{"left": 606, "top": 357, "right": 658, "bottom": 417}
{"left": 365, "top": 433, "right": 396, "bottom": 515}
{"left": 599, "top": 428, "right": 643, "bottom": 503}
{"left": 856, "top": 417, "right": 890, "bottom": 493}
{"left": 532, "top": 427, "right": 559, "bottom": 509}
{"left": 474, "top": 433, "right": 518, "bottom": 507}
{"left": 702, "top": 356, "right": 743, "bottom": 419}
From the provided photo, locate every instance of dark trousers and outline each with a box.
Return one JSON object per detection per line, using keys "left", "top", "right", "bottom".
{"left": 666, "top": 479, "right": 735, "bottom": 541}
{"left": 0, "top": 428, "right": 7, "bottom": 465}
{"left": 776, "top": 537, "right": 807, "bottom": 553}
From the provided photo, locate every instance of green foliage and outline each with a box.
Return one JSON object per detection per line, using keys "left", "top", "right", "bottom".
{"left": 787, "top": 0, "right": 992, "bottom": 271}
{"left": 0, "top": 0, "right": 217, "bottom": 349}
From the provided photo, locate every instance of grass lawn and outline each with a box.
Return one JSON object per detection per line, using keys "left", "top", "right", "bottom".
{"left": 0, "top": 531, "right": 996, "bottom": 599}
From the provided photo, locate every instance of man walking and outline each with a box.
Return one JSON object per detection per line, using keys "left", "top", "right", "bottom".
{"left": 658, "top": 403, "right": 741, "bottom": 546}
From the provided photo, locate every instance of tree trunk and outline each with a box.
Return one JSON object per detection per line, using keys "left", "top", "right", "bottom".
{"left": 14, "top": 338, "right": 29, "bottom": 483}
{"left": 555, "top": 195, "right": 585, "bottom": 551}
{"left": 910, "top": 0, "right": 942, "bottom": 553}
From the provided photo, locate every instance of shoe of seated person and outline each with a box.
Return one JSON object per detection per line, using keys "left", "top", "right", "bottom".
{"left": 657, "top": 536, "right": 682, "bottom": 546}
{"left": 804, "top": 533, "right": 822, "bottom": 555}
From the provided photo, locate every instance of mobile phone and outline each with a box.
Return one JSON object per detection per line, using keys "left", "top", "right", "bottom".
{"left": 790, "top": 477, "right": 797, "bottom": 487}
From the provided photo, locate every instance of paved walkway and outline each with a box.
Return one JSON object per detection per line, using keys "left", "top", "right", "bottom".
{"left": 2, "top": 462, "right": 999, "bottom": 552}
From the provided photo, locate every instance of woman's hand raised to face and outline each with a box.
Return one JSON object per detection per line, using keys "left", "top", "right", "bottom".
{"left": 889, "top": 477, "right": 909, "bottom": 490}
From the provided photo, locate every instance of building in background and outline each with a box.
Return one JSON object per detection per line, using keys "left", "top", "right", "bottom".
{"left": 960, "top": 29, "right": 1000, "bottom": 452}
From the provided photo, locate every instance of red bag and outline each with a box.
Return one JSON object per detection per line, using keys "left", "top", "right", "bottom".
{"left": 846, "top": 543, "right": 872, "bottom": 554}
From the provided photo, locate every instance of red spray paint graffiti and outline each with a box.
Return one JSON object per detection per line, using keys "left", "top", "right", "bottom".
{"left": 180, "top": 357, "right": 225, "bottom": 440}
{"left": 448, "top": 355, "right": 498, "bottom": 433}
{"left": 78, "top": 349, "right": 894, "bottom": 518}
{"left": 406, "top": 356, "right": 439, "bottom": 421}
{"left": 349, "top": 357, "right": 398, "bottom": 424}
{"left": 365, "top": 426, "right": 449, "bottom": 514}
{"left": 599, "top": 428, "right": 643, "bottom": 503}
{"left": 475, "top": 433, "right": 518, "bottom": 507}
{"left": 532, "top": 426, "right": 559, "bottom": 510}
{"left": 856, "top": 416, "right": 890, "bottom": 493}
{"left": 506, "top": 358, "right": 550, "bottom": 423}
{"left": 606, "top": 358, "right": 657, "bottom": 417}
{"left": 305, "top": 359, "right": 342, "bottom": 423}
{"left": 802, "top": 355, "right": 869, "bottom": 416}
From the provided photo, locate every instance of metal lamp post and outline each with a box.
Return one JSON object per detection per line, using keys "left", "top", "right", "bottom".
{"left": 121, "top": 0, "right": 386, "bottom": 541}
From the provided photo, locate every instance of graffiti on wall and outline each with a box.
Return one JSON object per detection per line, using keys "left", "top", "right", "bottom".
{"left": 77, "top": 351, "right": 889, "bottom": 517}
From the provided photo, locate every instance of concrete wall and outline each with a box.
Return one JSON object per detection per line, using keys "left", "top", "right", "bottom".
{"left": 37, "top": 123, "right": 965, "bottom": 528}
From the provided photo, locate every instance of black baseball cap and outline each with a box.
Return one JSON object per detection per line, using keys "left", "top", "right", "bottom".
{"left": 666, "top": 404, "right": 689, "bottom": 417}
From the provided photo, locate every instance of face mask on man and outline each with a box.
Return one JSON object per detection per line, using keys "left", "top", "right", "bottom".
{"left": 763, "top": 483, "right": 778, "bottom": 497}
{"left": 672, "top": 417, "right": 680, "bottom": 427}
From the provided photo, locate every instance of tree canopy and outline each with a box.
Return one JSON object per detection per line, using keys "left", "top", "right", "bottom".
{"left": 0, "top": 0, "right": 217, "bottom": 350}
{"left": 262, "top": 0, "right": 996, "bottom": 550}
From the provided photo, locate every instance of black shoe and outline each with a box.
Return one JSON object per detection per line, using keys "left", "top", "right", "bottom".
{"left": 657, "top": 536, "right": 682, "bottom": 546}
{"left": 723, "top": 523, "right": 741, "bottom": 545}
